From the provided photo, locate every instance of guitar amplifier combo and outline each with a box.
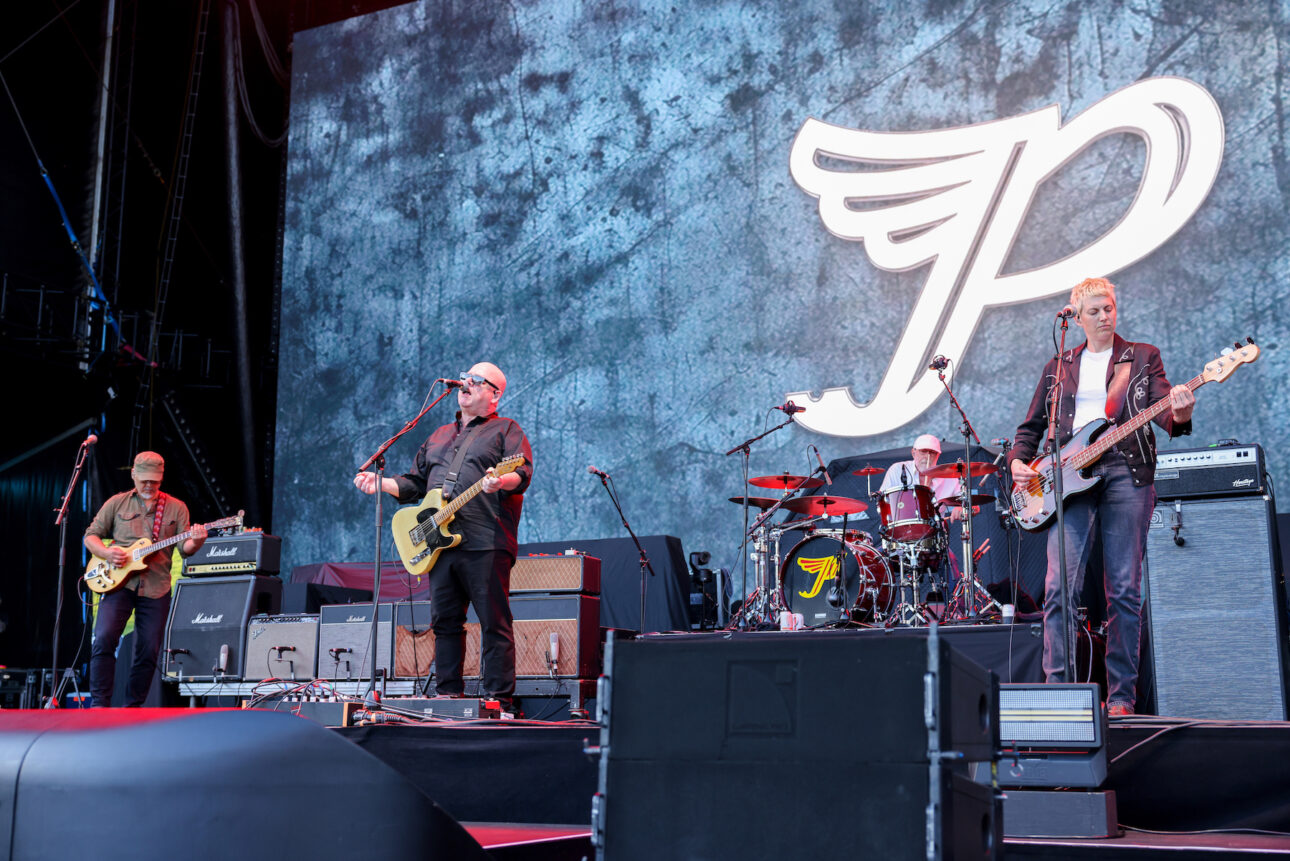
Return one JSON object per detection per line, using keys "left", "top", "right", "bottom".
{"left": 1144, "top": 494, "right": 1288, "bottom": 720}
{"left": 184, "top": 532, "right": 282, "bottom": 575}
{"left": 511, "top": 554, "right": 601, "bottom": 594}
{"left": 1153, "top": 444, "right": 1266, "bottom": 499}
{"left": 391, "top": 594, "right": 602, "bottom": 680}
{"left": 163, "top": 575, "right": 282, "bottom": 682}
{"left": 243, "top": 613, "right": 320, "bottom": 682}
{"left": 316, "top": 603, "right": 393, "bottom": 680}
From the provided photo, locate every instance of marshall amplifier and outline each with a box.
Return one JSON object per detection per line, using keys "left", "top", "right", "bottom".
{"left": 184, "top": 532, "right": 282, "bottom": 575}
{"left": 316, "top": 603, "right": 393, "bottom": 680}
{"left": 243, "top": 614, "right": 320, "bottom": 682}
{"left": 391, "top": 594, "right": 601, "bottom": 681}
{"left": 511, "top": 554, "right": 601, "bottom": 594}
{"left": 1153, "top": 444, "right": 1266, "bottom": 500}
{"left": 163, "top": 575, "right": 282, "bottom": 682}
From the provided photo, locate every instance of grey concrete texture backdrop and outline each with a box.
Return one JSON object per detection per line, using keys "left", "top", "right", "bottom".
{"left": 276, "top": 0, "right": 1290, "bottom": 589}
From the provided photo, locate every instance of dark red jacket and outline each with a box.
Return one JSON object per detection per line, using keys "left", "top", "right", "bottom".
{"left": 1012, "top": 334, "right": 1192, "bottom": 487}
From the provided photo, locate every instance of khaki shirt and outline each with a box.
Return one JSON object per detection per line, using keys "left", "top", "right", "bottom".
{"left": 85, "top": 490, "right": 191, "bottom": 598}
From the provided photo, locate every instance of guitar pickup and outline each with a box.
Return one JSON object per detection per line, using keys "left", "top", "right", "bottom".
{"left": 410, "top": 548, "right": 432, "bottom": 564}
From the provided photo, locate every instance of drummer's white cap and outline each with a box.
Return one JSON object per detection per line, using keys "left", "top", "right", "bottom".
{"left": 912, "top": 434, "right": 941, "bottom": 453}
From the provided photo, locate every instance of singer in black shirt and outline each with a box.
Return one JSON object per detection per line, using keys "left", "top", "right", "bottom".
{"left": 354, "top": 362, "right": 533, "bottom": 712}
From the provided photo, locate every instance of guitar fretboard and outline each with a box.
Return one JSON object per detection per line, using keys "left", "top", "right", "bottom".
{"left": 1067, "top": 373, "right": 1203, "bottom": 470}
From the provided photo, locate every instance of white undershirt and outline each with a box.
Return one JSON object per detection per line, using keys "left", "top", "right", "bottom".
{"left": 1072, "top": 346, "right": 1113, "bottom": 428}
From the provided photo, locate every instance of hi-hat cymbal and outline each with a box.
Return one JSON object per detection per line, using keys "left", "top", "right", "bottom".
{"left": 851, "top": 466, "right": 884, "bottom": 477}
{"left": 779, "top": 495, "right": 868, "bottom": 517}
{"left": 748, "top": 473, "right": 824, "bottom": 490}
{"left": 728, "top": 496, "right": 782, "bottom": 510}
{"left": 936, "top": 493, "right": 996, "bottom": 508}
{"left": 921, "top": 461, "right": 999, "bottom": 480}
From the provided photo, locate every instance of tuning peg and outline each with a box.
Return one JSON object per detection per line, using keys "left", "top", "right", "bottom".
{"left": 1233, "top": 342, "right": 1241, "bottom": 351}
{"left": 1246, "top": 336, "right": 1255, "bottom": 345}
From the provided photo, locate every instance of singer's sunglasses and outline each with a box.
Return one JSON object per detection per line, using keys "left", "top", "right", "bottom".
{"left": 460, "top": 372, "right": 500, "bottom": 393}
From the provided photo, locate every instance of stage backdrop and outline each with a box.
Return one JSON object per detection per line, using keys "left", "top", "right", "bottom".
{"left": 275, "top": 0, "right": 1288, "bottom": 594}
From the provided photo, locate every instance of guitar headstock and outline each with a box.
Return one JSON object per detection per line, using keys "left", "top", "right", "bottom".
{"left": 1202, "top": 338, "right": 1259, "bottom": 383}
{"left": 495, "top": 454, "right": 526, "bottom": 476}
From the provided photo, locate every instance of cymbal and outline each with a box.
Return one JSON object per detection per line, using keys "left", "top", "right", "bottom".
{"left": 779, "top": 495, "right": 868, "bottom": 517}
{"left": 921, "top": 461, "right": 999, "bottom": 480}
{"left": 728, "top": 496, "right": 782, "bottom": 510}
{"left": 851, "top": 466, "right": 884, "bottom": 477}
{"left": 748, "top": 473, "right": 824, "bottom": 490}
{"left": 936, "top": 493, "right": 996, "bottom": 508}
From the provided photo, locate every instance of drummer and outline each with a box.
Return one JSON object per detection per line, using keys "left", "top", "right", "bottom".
{"left": 879, "top": 434, "right": 975, "bottom": 522}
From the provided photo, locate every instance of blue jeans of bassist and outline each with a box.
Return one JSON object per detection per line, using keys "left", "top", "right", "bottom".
{"left": 1042, "top": 451, "right": 1155, "bottom": 708}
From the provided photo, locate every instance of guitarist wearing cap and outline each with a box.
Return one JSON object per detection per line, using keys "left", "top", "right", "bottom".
{"left": 1010, "top": 278, "right": 1194, "bottom": 718}
{"left": 354, "top": 361, "right": 533, "bottom": 714}
{"left": 84, "top": 451, "right": 207, "bottom": 707}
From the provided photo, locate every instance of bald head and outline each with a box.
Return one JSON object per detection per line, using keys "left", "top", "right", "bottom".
{"left": 469, "top": 362, "right": 506, "bottom": 397}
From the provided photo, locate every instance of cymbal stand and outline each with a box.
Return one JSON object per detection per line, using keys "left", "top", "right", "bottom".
{"left": 944, "top": 544, "right": 1000, "bottom": 620}
{"left": 932, "top": 360, "right": 993, "bottom": 619}
{"left": 726, "top": 410, "right": 799, "bottom": 628}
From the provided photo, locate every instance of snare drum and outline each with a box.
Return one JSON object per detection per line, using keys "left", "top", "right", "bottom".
{"left": 780, "top": 534, "right": 894, "bottom": 625}
{"left": 878, "top": 485, "right": 938, "bottom": 541}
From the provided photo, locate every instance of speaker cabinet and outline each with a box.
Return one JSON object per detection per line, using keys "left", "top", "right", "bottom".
{"left": 390, "top": 595, "right": 601, "bottom": 680}
{"left": 511, "top": 554, "right": 601, "bottom": 593}
{"left": 243, "top": 614, "right": 320, "bottom": 682}
{"left": 317, "top": 603, "right": 393, "bottom": 680}
{"left": 1144, "top": 494, "right": 1289, "bottom": 720}
{"left": 163, "top": 575, "right": 282, "bottom": 681}
{"left": 593, "top": 632, "right": 999, "bottom": 860}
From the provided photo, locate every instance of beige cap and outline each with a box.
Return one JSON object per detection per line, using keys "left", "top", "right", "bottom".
{"left": 912, "top": 434, "right": 941, "bottom": 454}
{"left": 132, "top": 451, "right": 165, "bottom": 480}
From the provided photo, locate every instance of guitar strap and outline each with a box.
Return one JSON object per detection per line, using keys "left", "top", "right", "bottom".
{"left": 1104, "top": 359, "right": 1133, "bottom": 423}
{"left": 440, "top": 419, "right": 491, "bottom": 500}
{"left": 150, "top": 492, "right": 168, "bottom": 541}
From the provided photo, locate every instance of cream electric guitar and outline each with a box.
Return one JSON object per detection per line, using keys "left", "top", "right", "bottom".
{"left": 84, "top": 511, "right": 244, "bottom": 593}
{"left": 1011, "top": 340, "right": 1259, "bottom": 532}
{"left": 391, "top": 455, "right": 526, "bottom": 576}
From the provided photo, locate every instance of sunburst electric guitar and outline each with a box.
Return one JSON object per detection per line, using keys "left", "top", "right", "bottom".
{"left": 1011, "top": 340, "right": 1259, "bottom": 532}
{"left": 391, "top": 455, "right": 525, "bottom": 576}
{"left": 83, "top": 511, "right": 244, "bottom": 593}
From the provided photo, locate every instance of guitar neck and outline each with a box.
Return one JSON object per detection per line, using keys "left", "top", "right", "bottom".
{"left": 1072, "top": 373, "right": 1204, "bottom": 468}
{"left": 438, "top": 481, "right": 485, "bottom": 522}
{"left": 132, "top": 516, "right": 239, "bottom": 561}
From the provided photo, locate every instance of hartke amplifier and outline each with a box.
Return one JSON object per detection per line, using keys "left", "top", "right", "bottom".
{"left": 316, "top": 603, "right": 393, "bottom": 680}
{"left": 1144, "top": 494, "right": 1289, "bottom": 720}
{"left": 163, "top": 575, "right": 282, "bottom": 681}
{"left": 184, "top": 533, "right": 282, "bottom": 575}
{"left": 1153, "top": 444, "right": 1266, "bottom": 499}
{"left": 511, "top": 554, "right": 601, "bottom": 594}
{"left": 390, "top": 595, "right": 601, "bottom": 680}
{"left": 243, "top": 614, "right": 320, "bottom": 682}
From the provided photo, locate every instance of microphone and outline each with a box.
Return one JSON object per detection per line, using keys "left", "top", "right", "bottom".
{"left": 1057, "top": 305, "right": 1077, "bottom": 319}
{"left": 217, "top": 644, "right": 229, "bottom": 674}
{"left": 928, "top": 355, "right": 949, "bottom": 371}
{"left": 982, "top": 438, "right": 1012, "bottom": 486}
{"left": 812, "top": 446, "right": 832, "bottom": 486}
{"left": 438, "top": 378, "right": 465, "bottom": 388}
{"left": 826, "top": 583, "right": 842, "bottom": 607}
{"left": 900, "top": 463, "right": 910, "bottom": 488}
{"left": 165, "top": 648, "right": 190, "bottom": 656}
{"left": 83, "top": 434, "right": 99, "bottom": 447}
{"left": 586, "top": 465, "right": 609, "bottom": 479}
{"left": 774, "top": 401, "right": 806, "bottom": 414}
{"left": 271, "top": 646, "right": 296, "bottom": 657}
{"left": 329, "top": 647, "right": 352, "bottom": 660}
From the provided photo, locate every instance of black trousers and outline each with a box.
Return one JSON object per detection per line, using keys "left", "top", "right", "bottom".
{"left": 428, "top": 548, "right": 515, "bottom": 699}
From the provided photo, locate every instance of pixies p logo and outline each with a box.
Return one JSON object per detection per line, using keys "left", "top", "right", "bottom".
{"left": 786, "top": 77, "right": 1224, "bottom": 437}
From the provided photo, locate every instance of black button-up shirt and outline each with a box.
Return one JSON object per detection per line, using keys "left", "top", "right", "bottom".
{"left": 391, "top": 412, "right": 534, "bottom": 555}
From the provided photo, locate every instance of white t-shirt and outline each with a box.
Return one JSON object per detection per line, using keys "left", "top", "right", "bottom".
{"left": 879, "top": 459, "right": 961, "bottom": 503}
{"left": 1072, "top": 346, "right": 1113, "bottom": 429}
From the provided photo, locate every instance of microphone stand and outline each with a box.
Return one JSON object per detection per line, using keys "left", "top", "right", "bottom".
{"left": 1048, "top": 318, "right": 1075, "bottom": 681}
{"left": 48, "top": 437, "right": 94, "bottom": 708}
{"left": 592, "top": 471, "right": 656, "bottom": 634}
{"left": 725, "top": 411, "right": 798, "bottom": 628}
{"left": 356, "top": 387, "right": 454, "bottom": 697}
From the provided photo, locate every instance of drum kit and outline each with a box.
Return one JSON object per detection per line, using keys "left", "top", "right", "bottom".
{"left": 731, "top": 460, "right": 1003, "bottom": 630}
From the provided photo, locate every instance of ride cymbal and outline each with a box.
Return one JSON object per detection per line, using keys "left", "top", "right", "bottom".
{"left": 748, "top": 473, "right": 824, "bottom": 490}
{"left": 921, "top": 461, "right": 999, "bottom": 480}
{"left": 779, "top": 495, "right": 868, "bottom": 517}
{"left": 728, "top": 496, "right": 782, "bottom": 510}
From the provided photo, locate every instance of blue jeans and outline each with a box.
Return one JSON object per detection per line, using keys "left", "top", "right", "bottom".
{"left": 90, "top": 588, "right": 172, "bottom": 707}
{"left": 1042, "top": 452, "right": 1155, "bottom": 707}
